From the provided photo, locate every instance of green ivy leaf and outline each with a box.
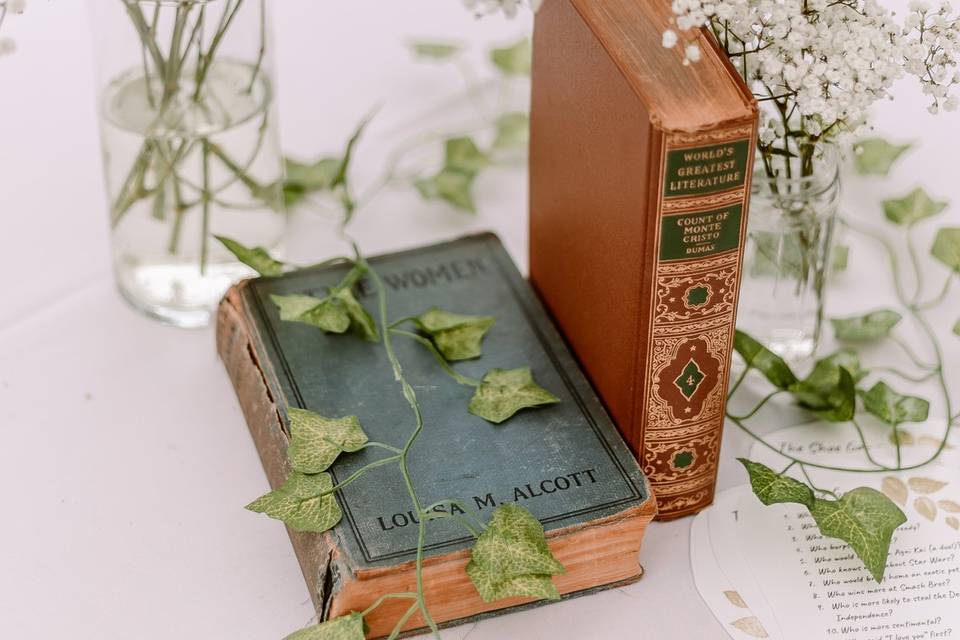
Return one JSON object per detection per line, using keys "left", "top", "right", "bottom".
{"left": 287, "top": 408, "right": 369, "bottom": 474}
{"left": 931, "top": 227, "right": 960, "bottom": 272}
{"left": 733, "top": 330, "right": 798, "bottom": 390}
{"left": 809, "top": 488, "right": 907, "bottom": 583}
{"left": 215, "top": 235, "right": 284, "bottom": 277}
{"left": 792, "top": 366, "right": 857, "bottom": 422}
{"left": 286, "top": 157, "right": 341, "bottom": 191}
{"left": 415, "top": 169, "right": 477, "bottom": 213}
{"left": 739, "top": 459, "right": 814, "bottom": 507}
{"left": 493, "top": 112, "right": 530, "bottom": 149}
{"left": 283, "top": 613, "right": 365, "bottom": 640}
{"left": 444, "top": 137, "right": 489, "bottom": 174}
{"left": 832, "top": 244, "right": 850, "bottom": 274}
{"left": 271, "top": 289, "right": 378, "bottom": 342}
{"left": 804, "top": 350, "right": 868, "bottom": 387}
{"left": 861, "top": 381, "right": 930, "bottom": 426}
{"left": 831, "top": 309, "right": 902, "bottom": 341}
{"left": 271, "top": 294, "right": 351, "bottom": 334}
{"left": 853, "top": 138, "right": 912, "bottom": 176}
{"left": 953, "top": 319, "right": 960, "bottom": 337}
{"left": 466, "top": 504, "right": 565, "bottom": 603}
{"left": 414, "top": 308, "right": 495, "bottom": 361}
{"left": 883, "top": 188, "right": 948, "bottom": 225}
{"left": 409, "top": 40, "right": 462, "bottom": 60}
{"left": 468, "top": 367, "right": 560, "bottom": 424}
{"left": 334, "top": 288, "right": 379, "bottom": 342}
{"left": 491, "top": 38, "right": 532, "bottom": 76}
{"left": 246, "top": 471, "right": 342, "bottom": 533}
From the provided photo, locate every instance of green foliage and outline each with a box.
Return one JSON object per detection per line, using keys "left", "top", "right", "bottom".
{"left": 246, "top": 471, "right": 342, "bottom": 533}
{"left": 283, "top": 613, "right": 366, "bottom": 640}
{"left": 809, "top": 488, "right": 907, "bottom": 583}
{"left": 215, "top": 235, "right": 285, "bottom": 277}
{"left": 271, "top": 293, "right": 351, "bottom": 334}
{"left": 931, "top": 227, "right": 960, "bottom": 272}
{"left": 832, "top": 244, "right": 850, "bottom": 274}
{"left": 733, "top": 330, "right": 799, "bottom": 390}
{"left": 271, "top": 286, "right": 378, "bottom": 343}
{"left": 853, "top": 138, "right": 912, "bottom": 176}
{"left": 861, "top": 381, "right": 930, "bottom": 425}
{"left": 803, "top": 350, "right": 868, "bottom": 387}
{"left": 830, "top": 309, "right": 902, "bottom": 341}
{"left": 883, "top": 188, "right": 948, "bottom": 225}
{"left": 793, "top": 366, "right": 857, "bottom": 422}
{"left": 739, "top": 459, "right": 814, "bottom": 507}
{"left": 409, "top": 40, "right": 462, "bottom": 60}
{"left": 414, "top": 307, "right": 495, "bottom": 361}
{"left": 954, "top": 319, "right": 960, "bottom": 337}
{"left": 468, "top": 367, "right": 561, "bottom": 424}
{"left": 493, "top": 112, "right": 530, "bottom": 149}
{"left": 281, "top": 115, "right": 372, "bottom": 216}
{"left": 466, "top": 504, "right": 565, "bottom": 603}
{"left": 415, "top": 137, "right": 490, "bottom": 213}
{"left": 288, "top": 408, "right": 369, "bottom": 474}
{"left": 490, "top": 38, "right": 532, "bottom": 76}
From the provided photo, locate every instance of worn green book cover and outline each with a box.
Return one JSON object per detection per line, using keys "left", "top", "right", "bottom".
{"left": 216, "top": 233, "right": 656, "bottom": 637}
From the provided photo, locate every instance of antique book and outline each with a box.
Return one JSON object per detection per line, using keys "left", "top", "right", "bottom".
{"left": 529, "top": 0, "right": 758, "bottom": 519}
{"left": 216, "top": 233, "right": 657, "bottom": 638}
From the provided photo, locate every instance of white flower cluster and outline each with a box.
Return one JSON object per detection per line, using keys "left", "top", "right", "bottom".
{"left": 0, "top": 0, "right": 26, "bottom": 57}
{"left": 462, "top": 0, "right": 542, "bottom": 18}
{"left": 663, "top": 0, "right": 960, "bottom": 161}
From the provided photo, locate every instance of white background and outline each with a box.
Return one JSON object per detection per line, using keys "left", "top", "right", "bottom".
{"left": 0, "top": 1, "right": 958, "bottom": 638}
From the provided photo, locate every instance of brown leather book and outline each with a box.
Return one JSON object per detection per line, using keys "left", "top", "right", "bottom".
{"left": 529, "top": 0, "right": 758, "bottom": 519}
{"left": 216, "top": 235, "right": 656, "bottom": 637}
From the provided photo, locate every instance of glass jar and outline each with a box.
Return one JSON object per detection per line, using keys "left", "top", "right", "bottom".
{"left": 737, "top": 145, "right": 841, "bottom": 361}
{"left": 89, "top": 0, "right": 286, "bottom": 327}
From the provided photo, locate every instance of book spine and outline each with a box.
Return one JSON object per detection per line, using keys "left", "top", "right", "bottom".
{"left": 638, "top": 122, "right": 756, "bottom": 519}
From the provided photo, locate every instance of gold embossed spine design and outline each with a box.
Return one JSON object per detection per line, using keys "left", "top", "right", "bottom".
{"left": 640, "top": 124, "right": 756, "bottom": 519}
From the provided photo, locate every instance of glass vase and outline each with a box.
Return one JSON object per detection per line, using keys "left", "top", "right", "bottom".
{"left": 89, "top": 0, "right": 286, "bottom": 328}
{"left": 737, "top": 145, "right": 841, "bottom": 361}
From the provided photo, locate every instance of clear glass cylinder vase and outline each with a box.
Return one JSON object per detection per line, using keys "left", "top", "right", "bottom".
{"left": 737, "top": 146, "right": 841, "bottom": 361}
{"left": 89, "top": 0, "right": 286, "bottom": 327}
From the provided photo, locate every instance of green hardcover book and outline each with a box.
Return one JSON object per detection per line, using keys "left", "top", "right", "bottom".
{"left": 216, "top": 233, "right": 657, "bottom": 638}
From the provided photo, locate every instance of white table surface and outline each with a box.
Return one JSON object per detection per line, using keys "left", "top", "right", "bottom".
{"left": 1, "top": 2, "right": 957, "bottom": 639}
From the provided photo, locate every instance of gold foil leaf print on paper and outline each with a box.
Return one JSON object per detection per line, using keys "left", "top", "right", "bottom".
{"left": 731, "top": 616, "right": 769, "bottom": 638}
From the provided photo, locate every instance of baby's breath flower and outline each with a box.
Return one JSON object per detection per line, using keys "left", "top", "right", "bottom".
{"left": 0, "top": 0, "right": 26, "bottom": 57}
{"left": 662, "top": 0, "right": 959, "bottom": 164}
{"left": 462, "top": 0, "right": 541, "bottom": 18}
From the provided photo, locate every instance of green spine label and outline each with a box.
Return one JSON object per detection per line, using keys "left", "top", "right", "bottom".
{"left": 659, "top": 204, "right": 743, "bottom": 262}
{"left": 663, "top": 139, "right": 750, "bottom": 198}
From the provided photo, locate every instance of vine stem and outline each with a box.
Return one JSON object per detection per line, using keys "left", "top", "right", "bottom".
{"left": 364, "top": 257, "right": 442, "bottom": 638}
{"left": 389, "top": 328, "right": 482, "bottom": 387}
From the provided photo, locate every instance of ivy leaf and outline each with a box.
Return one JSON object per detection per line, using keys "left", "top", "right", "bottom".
{"left": 271, "top": 294, "right": 351, "bottom": 334}
{"left": 809, "top": 488, "right": 907, "bottom": 583}
{"left": 215, "top": 235, "right": 284, "bottom": 277}
{"left": 953, "top": 319, "right": 960, "bottom": 337}
{"left": 739, "top": 459, "right": 814, "bottom": 507}
{"left": 246, "top": 471, "right": 342, "bottom": 533}
{"left": 444, "top": 137, "right": 489, "bottom": 174}
{"left": 287, "top": 408, "right": 368, "bottom": 474}
{"left": 286, "top": 157, "right": 341, "bottom": 191}
{"left": 468, "top": 367, "right": 561, "bottom": 424}
{"left": 271, "top": 289, "right": 378, "bottom": 342}
{"left": 804, "top": 350, "right": 868, "bottom": 387}
{"left": 792, "top": 366, "right": 857, "bottom": 423}
{"left": 832, "top": 244, "right": 850, "bottom": 274}
{"left": 831, "top": 309, "right": 902, "bottom": 341}
{"left": 931, "top": 227, "right": 960, "bottom": 272}
{"left": 283, "top": 613, "right": 365, "bottom": 640}
{"left": 334, "top": 288, "right": 379, "bottom": 342}
{"left": 861, "top": 381, "right": 930, "bottom": 425}
{"left": 414, "top": 308, "right": 496, "bottom": 361}
{"left": 493, "top": 112, "right": 530, "bottom": 149}
{"left": 409, "top": 40, "right": 462, "bottom": 60}
{"left": 853, "top": 138, "right": 912, "bottom": 176}
{"left": 883, "top": 188, "right": 948, "bottom": 226}
{"left": 733, "top": 330, "right": 798, "bottom": 390}
{"left": 415, "top": 169, "right": 477, "bottom": 213}
{"left": 466, "top": 504, "right": 565, "bottom": 603}
{"left": 491, "top": 38, "right": 532, "bottom": 76}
